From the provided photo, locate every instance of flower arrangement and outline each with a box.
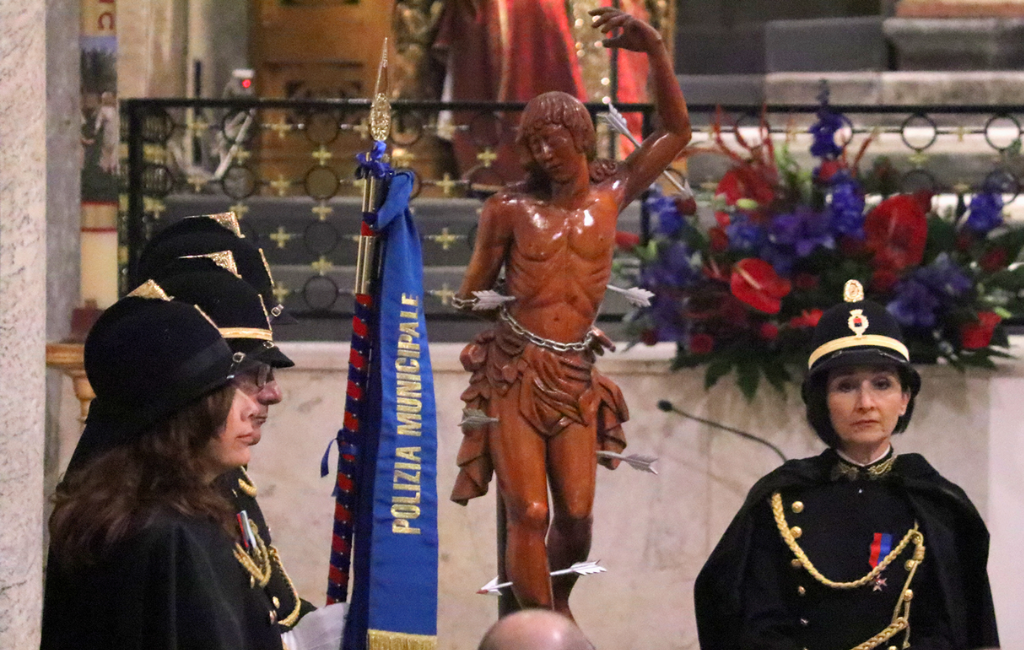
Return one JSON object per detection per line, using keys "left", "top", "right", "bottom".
{"left": 617, "top": 95, "right": 1024, "bottom": 399}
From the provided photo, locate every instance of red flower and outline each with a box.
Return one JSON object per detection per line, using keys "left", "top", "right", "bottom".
{"left": 864, "top": 193, "right": 929, "bottom": 273}
{"left": 870, "top": 268, "right": 899, "bottom": 294}
{"left": 689, "top": 333, "right": 714, "bottom": 355}
{"left": 615, "top": 231, "right": 641, "bottom": 251}
{"left": 793, "top": 273, "right": 819, "bottom": 290}
{"left": 716, "top": 167, "right": 776, "bottom": 212}
{"left": 980, "top": 247, "right": 1009, "bottom": 273}
{"left": 789, "top": 309, "right": 824, "bottom": 329}
{"left": 730, "top": 258, "right": 792, "bottom": 314}
{"left": 960, "top": 312, "right": 1002, "bottom": 349}
{"left": 816, "top": 159, "right": 846, "bottom": 183}
{"left": 759, "top": 322, "right": 779, "bottom": 340}
{"left": 674, "top": 193, "right": 698, "bottom": 216}
{"left": 708, "top": 226, "right": 729, "bottom": 252}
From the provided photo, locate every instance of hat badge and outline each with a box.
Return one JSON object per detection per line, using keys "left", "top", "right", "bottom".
{"left": 848, "top": 309, "right": 869, "bottom": 336}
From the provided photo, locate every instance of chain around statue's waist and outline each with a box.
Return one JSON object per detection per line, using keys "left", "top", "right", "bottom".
{"left": 499, "top": 305, "right": 596, "bottom": 353}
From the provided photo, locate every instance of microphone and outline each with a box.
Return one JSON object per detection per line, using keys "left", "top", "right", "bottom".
{"left": 657, "top": 399, "right": 788, "bottom": 463}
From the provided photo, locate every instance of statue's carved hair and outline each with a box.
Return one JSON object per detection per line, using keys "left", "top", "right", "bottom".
{"left": 516, "top": 91, "right": 620, "bottom": 190}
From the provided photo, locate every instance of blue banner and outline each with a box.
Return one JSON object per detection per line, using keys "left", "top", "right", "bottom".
{"left": 362, "top": 171, "right": 439, "bottom": 649}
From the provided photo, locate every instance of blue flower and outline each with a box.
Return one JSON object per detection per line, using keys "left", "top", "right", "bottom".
{"left": 769, "top": 206, "right": 834, "bottom": 258}
{"left": 642, "top": 241, "right": 699, "bottom": 289}
{"left": 727, "top": 216, "right": 768, "bottom": 252}
{"left": 887, "top": 278, "right": 940, "bottom": 328}
{"left": 758, "top": 243, "right": 797, "bottom": 277}
{"left": 828, "top": 172, "right": 866, "bottom": 238}
{"left": 915, "top": 254, "right": 972, "bottom": 300}
{"left": 645, "top": 187, "right": 686, "bottom": 237}
{"left": 649, "top": 296, "right": 690, "bottom": 343}
{"left": 965, "top": 192, "right": 1004, "bottom": 234}
{"left": 809, "top": 108, "right": 844, "bottom": 160}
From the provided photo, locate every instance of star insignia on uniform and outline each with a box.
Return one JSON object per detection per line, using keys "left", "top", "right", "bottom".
{"left": 872, "top": 575, "right": 887, "bottom": 592}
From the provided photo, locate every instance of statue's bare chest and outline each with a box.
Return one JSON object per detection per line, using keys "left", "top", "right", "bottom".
{"left": 512, "top": 197, "right": 617, "bottom": 262}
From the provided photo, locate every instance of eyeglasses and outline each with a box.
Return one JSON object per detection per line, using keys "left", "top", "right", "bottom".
{"left": 231, "top": 362, "right": 273, "bottom": 394}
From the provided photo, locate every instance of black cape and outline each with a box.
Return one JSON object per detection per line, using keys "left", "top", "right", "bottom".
{"left": 42, "top": 509, "right": 283, "bottom": 650}
{"left": 693, "top": 450, "right": 999, "bottom": 650}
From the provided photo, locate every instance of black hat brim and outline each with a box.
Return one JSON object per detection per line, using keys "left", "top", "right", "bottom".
{"left": 271, "top": 309, "right": 298, "bottom": 326}
{"left": 256, "top": 344, "right": 295, "bottom": 369}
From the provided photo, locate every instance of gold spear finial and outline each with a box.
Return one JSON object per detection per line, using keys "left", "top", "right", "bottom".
{"left": 369, "top": 39, "right": 391, "bottom": 143}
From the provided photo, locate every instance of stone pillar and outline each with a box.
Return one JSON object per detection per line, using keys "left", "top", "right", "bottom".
{"left": 0, "top": 0, "right": 48, "bottom": 646}
{"left": 46, "top": 0, "right": 83, "bottom": 500}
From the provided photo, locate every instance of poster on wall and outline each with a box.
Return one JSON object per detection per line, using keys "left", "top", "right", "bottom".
{"left": 81, "top": 0, "right": 118, "bottom": 203}
{"left": 81, "top": 0, "right": 119, "bottom": 308}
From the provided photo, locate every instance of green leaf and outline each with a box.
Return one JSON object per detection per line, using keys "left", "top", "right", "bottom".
{"left": 736, "top": 359, "right": 760, "bottom": 401}
{"left": 763, "top": 360, "right": 792, "bottom": 394}
{"left": 704, "top": 358, "right": 734, "bottom": 390}
{"left": 923, "top": 215, "right": 956, "bottom": 265}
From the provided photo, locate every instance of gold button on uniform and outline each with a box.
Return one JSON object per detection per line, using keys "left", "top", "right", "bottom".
{"left": 791, "top": 558, "right": 803, "bottom": 569}
{"left": 905, "top": 560, "right": 916, "bottom": 571}
{"left": 797, "top": 586, "right": 806, "bottom": 596}
{"left": 791, "top": 501, "right": 804, "bottom": 513}
{"left": 269, "top": 610, "right": 278, "bottom": 625}
{"left": 790, "top": 526, "right": 802, "bottom": 539}
{"left": 904, "top": 589, "right": 914, "bottom": 601}
{"left": 272, "top": 596, "right": 281, "bottom": 608}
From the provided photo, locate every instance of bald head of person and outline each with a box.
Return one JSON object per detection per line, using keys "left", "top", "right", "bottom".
{"left": 478, "top": 610, "right": 594, "bottom": 650}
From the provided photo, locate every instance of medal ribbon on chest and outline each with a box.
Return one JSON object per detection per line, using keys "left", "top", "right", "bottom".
{"left": 869, "top": 533, "right": 892, "bottom": 591}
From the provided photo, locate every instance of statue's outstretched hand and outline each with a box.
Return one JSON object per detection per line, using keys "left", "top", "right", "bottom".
{"left": 589, "top": 7, "right": 662, "bottom": 54}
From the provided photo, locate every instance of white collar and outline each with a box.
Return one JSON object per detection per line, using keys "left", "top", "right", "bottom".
{"left": 836, "top": 444, "right": 892, "bottom": 468}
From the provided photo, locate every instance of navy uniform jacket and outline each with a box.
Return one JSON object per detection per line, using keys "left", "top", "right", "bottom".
{"left": 42, "top": 509, "right": 283, "bottom": 650}
{"left": 694, "top": 449, "right": 998, "bottom": 650}
{"left": 216, "top": 467, "right": 317, "bottom": 631}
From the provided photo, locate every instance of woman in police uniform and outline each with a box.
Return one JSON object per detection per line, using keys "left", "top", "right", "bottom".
{"left": 694, "top": 280, "right": 999, "bottom": 650}
{"left": 42, "top": 292, "right": 284, "bottom": 650}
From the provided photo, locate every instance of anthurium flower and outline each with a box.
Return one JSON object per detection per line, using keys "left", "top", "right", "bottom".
{"left": 864, "top": 193, "right": 929, "bottom": 272}
{"left": 960, "top": 312, "right": 1002, "bottom": 349}
{"left": 730, "top": 258, "right": 792, "bottom": 314}
{"left": 716, "top": 167, "right": 776, "bottom": 213}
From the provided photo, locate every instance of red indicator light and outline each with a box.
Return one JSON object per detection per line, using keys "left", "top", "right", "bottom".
{"left": 242, "top": 78, "right": 252, "bottom": 89}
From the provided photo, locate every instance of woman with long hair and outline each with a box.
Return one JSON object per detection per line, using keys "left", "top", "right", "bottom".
{"left": 694, "top": 280, "right": 999, "bottom": 650}
{"left": 42, "top": 293, "right": 281, "bottom": 650}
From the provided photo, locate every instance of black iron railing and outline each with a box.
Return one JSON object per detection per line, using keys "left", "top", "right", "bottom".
{"left": 120, "top": 98, "right": 1024, "bottom": 340}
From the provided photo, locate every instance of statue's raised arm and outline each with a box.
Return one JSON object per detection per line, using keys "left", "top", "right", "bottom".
{"left": 590, "top": 7, "right": 691, "bottom": 209}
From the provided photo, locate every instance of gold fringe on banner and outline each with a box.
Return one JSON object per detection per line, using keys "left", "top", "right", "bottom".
{"left": 368, "top": 630, "right": 437, "bottom": 650}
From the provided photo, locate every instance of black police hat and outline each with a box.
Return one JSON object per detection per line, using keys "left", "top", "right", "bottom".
{"left": 151, "top": 257, "right": 294, "bottom": 368}
{"left": 68, "top": 291, "right": 239, "bottom": 472}
{"left": 804, "top": 279, "right": 920, "bottom": 393}
{"left": 137, "top": 213, "right": 295, "bottom": 325}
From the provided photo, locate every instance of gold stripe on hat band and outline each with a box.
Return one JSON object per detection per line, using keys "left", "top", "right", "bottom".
{"left": 219, "top": 327, "right": 274, "bottom": 341}
{"left": 808, "top": 334, "right": 909, "bottom": 369}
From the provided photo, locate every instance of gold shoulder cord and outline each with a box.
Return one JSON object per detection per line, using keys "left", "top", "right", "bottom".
{"left": 234, "top": 533, "right": 272, "bottom": 589}
{"left": 238, "top": 467, "right": 258, "bottom": 498}
{"left": 770, "top": 492, "right": 926, "bottom": 650}
{"left": 270, "top": 545, "right": 303, "bottom": 627}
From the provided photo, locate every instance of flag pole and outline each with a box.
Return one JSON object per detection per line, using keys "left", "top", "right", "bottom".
{"left": 326, "top": 40, "right": 392, "bottom": 606}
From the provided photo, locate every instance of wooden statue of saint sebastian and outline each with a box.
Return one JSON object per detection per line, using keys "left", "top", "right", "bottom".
{"left": 450, "top": 7, "right": 691, "bottom": 618}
